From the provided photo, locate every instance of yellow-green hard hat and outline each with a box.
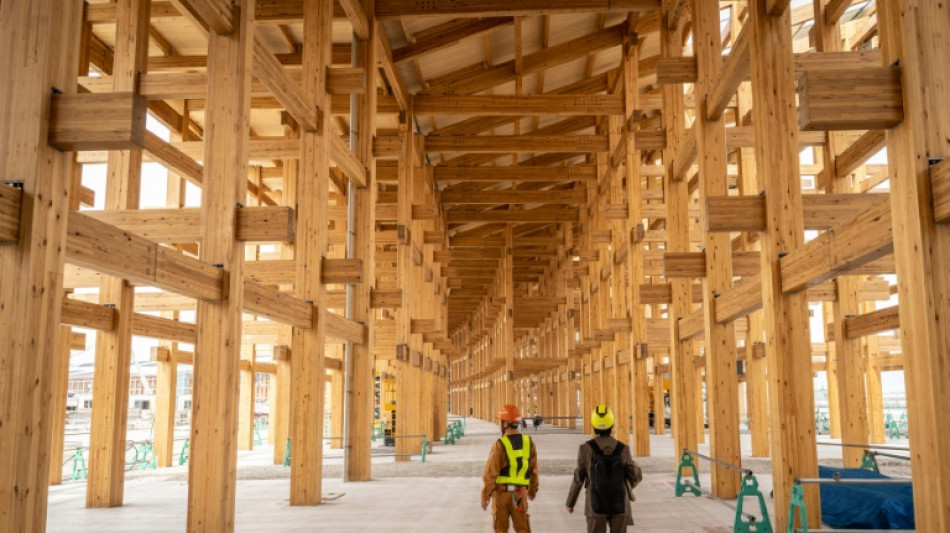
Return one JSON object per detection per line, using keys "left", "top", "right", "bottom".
{"left": 591, "top": 405, "right": 615, "bottom": 430}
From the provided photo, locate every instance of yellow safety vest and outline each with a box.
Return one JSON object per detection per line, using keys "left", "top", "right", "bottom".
{"left": 495, "top": 434, "right": 531, "bottom": 486}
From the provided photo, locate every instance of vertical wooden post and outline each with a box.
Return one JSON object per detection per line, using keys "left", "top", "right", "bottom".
{"left": 238, "top": 345, "right": 256, "bottom": 451}
{"left": 186, "top": 0, "right": 253, "bottom": 529}
{"left": 748, "top": 0, "right": 820, "bottom": 528}
{"left": 330, "top": 365, "right": 344, "bottom": 449}
{"left": 693, "top": 0, "right": 741, "bottom": 497}
{"left": 862, "top": 311, "right": 885, "bottom": 445}
{"left": 86, "top": 0, "right": 150, "bottom": 508}
{"left": 0, "top": 2, "right": 81, "bottom": 525}
{"left": 289, "top": 0, "right": 332, "bottom": 504}
{"left": 877, "top": 2, "right": 950, "bottom": 530}
{"left": 48, "top": 326, "right": 75, "bottom": 486}
{"left": 745, "top": 312, "right": 769, "bottom": 457}
{"left": 504, "top": 224, "right": 515, "bottom": 402}
{"left": 344, "top": 0, "right": 377, "bottom": 482}
{"left": 154, "top": 343, "right": 179, "bottom": 467}
{"left": 661, "top": 2, "right": 697, "bottom": 458}
{"left": 273, "top": 345, "right": 291, "bottom": 464}
{"left": 395, "top": 105, "right": 414, "bottom": 461}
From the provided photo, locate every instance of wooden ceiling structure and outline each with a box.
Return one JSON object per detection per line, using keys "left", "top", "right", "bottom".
{"left": 1, "top": 0, "right": 949, "bottom": 532}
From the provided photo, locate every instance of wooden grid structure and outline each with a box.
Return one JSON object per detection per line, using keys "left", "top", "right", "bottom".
{"left": 1, "top": 0, "right": 948, "bottom": 531}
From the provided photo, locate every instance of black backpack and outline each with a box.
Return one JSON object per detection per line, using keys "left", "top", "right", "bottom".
{"left": 587, "top": 440, "right": 627, "bottom": 515}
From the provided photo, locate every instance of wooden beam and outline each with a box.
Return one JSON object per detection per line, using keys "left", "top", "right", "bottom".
{"left": 656, "top": 49, "right": 884, "bottom": 85}
{"left": 446, "top": 207, "right": 578, "bottom": 223}
{"left": 440, "top": 190, "right": 586, "bottom": 204}
{"left": 797, "top": 67, "right": 904, "bottom": 131}
{"left": 663, "top": 251, "right": 760, "bottom": 277}
{"left": 168, "top": 0, "right": 233, "bottom": 35}
{"left": 328, "top": 132, "right": 367, "bottom": 187}
{"left": 252, "top": 36, "right": 320, "bottom": 132}
{"left": 425, "top": 135, "right": 608, "bottom": 153}
{"left": 0, "top": 182, "right": 22, "bottom": 243}
{"left": 705, "top": 193, "right": 890, "bottom": 232}
{"left": 47, "top": 92, "right": 147, "bottom": 151}
{"left": 375, "top": 0, "right": 659, "bottom": 18}
{"left": 413, "top": 94, "right": 624, "bottom": 116}
{"left": 83, "top": 206, "right": 294, "bottom": 243}
{"left": 433, "top": 165, "right": 596, "bottom": 182}
{"left": 845, "top": 305, "right": 899, "bottom": 339}
{"left": 824, "top": 0, "right": 853, "bottom": 26}
{"left": 321, "top": 258, "right": 363, "bottom": 284}
{"left": 375, "top": 20, "right": 408, "bottom": 110}
{"left": 393, "top": 17, "right": 513, "bottom": 64}
{"left": 707, "top": 22, "right": 751, "bottom": 121}
{"left": 834, "top": 129, "right": 888, "bottom": 180}
{"left": 780, "top": 196, "right": 893, "bottom": 292}
{"left": 338, "top": 0, "right": 370, "bottom": 39}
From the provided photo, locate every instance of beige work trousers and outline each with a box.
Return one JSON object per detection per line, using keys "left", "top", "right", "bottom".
{"left": 491, "top": 491, "right": 531, "bottom": 533}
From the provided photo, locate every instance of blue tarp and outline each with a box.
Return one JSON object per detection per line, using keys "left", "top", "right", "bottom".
{"left": 818, "top": 466, "right": 915, "bottom": 530}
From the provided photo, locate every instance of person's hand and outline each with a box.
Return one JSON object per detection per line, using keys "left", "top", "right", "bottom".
{"left": 528, "top": 492, "right": 536, "bottom": 501}
{"left": 566, "top": 506, "right": 574, "bottom": 514}
{"left": 481, "top": 500, "right": 489, "bottom": 511}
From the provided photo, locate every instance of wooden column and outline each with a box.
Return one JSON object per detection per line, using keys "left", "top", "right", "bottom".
{"left": 238, "top": 345, "right": 256, "bottom": 450}
{"left": 746, "top": 311, "right": 769, "bottom": 457}
{"left": 693, "top": 0, "right": 740, "bottom": 498}
{"left": 504, "top": 225, "right": 515, "bottom": 402}
{"left": 0, "top": 2, "right": 81, "bottom": 525}
{"left": 749, "top": 1, "right": 819, "bottom": 529}
{"left": 289, "top": 0, "right": 332, "bottom": 504}
{"left": 877, "top": 2, "right": 950, "bottom": 530}
{"left": 815, "top": 0, "right": 868, "bottom": 465}
{"left": 330, "top": 366, "right": 344, "bottom": 449}
{"left": 863, "top": 310, "right": 886, "bottom": 445}
{"left": 662, "top": 3, "right": 697, "bottom": 458}
{"left": 395, "top": 106, "right": 415, "bottom": 461}
{"left": 186, "top": 1, "right": 253, "bottom": 529}
{"left": 153, "top": 343, "right": 179, "bottom": 467}
{"left": 344, "top": 0, "right": 377, "bottom": 482}
{"left": 48, "top": 326, "right": 75, "bottom": 486}
{"left": 86, "top": 0, "right": 150, "bottom": 508}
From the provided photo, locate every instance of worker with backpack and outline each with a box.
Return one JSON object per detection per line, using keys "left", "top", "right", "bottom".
{"left": 565, "top": 405, "right": 643, "bottom": 533}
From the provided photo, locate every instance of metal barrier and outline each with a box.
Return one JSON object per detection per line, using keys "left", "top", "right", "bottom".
{"left": 814, "top": 442, "right": 911, "bottom": 473}
{"left": 284, "top": 434, "right": 430, "bottom": 464}
{"left": 787, "top": 473, "right": 914, "bottom": 533}
{"left": 675, "top": 449, "right": 773, "bottom": 533}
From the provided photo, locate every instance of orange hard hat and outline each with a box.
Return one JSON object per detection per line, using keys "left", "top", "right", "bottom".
{"left": 498, "top": 404, "right": 522, "bottom": 422}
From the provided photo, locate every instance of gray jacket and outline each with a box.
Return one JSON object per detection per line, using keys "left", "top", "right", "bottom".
{"left": 565, "top": 436, "right": 643, "bottom": 520}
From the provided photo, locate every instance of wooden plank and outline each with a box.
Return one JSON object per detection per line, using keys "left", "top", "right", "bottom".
{"left": 845, "top": 305, "right": 899, "bottom": 339}
{"left": 375, "top": 0, "right": 659, "bottom": 18}
{"left": 798, "top": 68, "right": 904, "bottom": 131}
{"left": 370, "top": 289, "right": 402, "bottom": 308}
{"left": 61, "top": 297, "right": 117, "bottom": 331}
{"left": 0, "top": 182, "right": 22, "bottom": 243}
{"left": 325, "top": 311, "right": 365, "bottom": 344}
{"left": 244, "top": 280, "right": 312, "bottom": 329}
{"left": 663, "top": 251, "right": 760, "bottom": 277}
{"left": 142, "top": 131, "right": 204, "bottom": 185}
{"left": 714, "top": 276, "right": 764, "bottom": 324}
{"left": 413, "top": 94, "right": 624, "bottom": 116}
{"left": 656, "top": 50, "right": 883, "bottom": 85}
{"left": 446, "top": 207, "right": 578, "bottom": 223}
{"left": 329, "top": 131, "right": 367, "bottom": 187}
{"left": 834, "top": 129, "right": 887, "bottom": 179}
{"left": 130, "top": 313, "right": 197, "bottom": 343}
{"left": 424, "top": 135, "right": 609, "bottom": 153}
{"left": 47, "top": 92, "right": 147, "bottom": 151}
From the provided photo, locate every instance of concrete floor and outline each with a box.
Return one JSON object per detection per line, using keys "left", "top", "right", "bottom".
{"left": 46, "top": 417, "right": 911, "bottom": 532}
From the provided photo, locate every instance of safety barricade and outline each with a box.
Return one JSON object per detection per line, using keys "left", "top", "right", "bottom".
{"left": 674, "top": 449, "right": 773, "bottom": 533}
{"left": 284, "top": 434, "right": 430, "bottom": 464}
{"left": 787, "top": 474, "right": 915, "bottom": 533}
{"left": 815, "top": 442, "right": 911, "bottom": 474}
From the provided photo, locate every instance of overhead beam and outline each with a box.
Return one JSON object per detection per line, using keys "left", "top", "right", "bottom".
{"left": 446, "top": 207, "right": 578, "bottom": 223}
{"left": 707, "top": 22, "right": 751, "bottom": 121}
{"left": 440, "top": 190, "right": 586, "bottom": 204}
{"left": 47, "top": 92, "right": 147, "bottom": 152}
{"left": 797, "top": 67, "right": 904, "bottom": 131}
{"left": 425, "top": 135, "right": 608, "bottom": 153}
{"left": 413, "top": 94, "right": 624, "bottom": 116}
{"left": 655, "top": 50, "right": 883, "bottom": 85}
{"left": 252, "top": 36, "right": 320, "bottom": 131}
{"left": 845, "top": 305, "right": 899, "bottom": 339}
{"left": 393, "top": 17, "right": 513, "bottom": 64}
{"left": 375, "top": 0, "right": 660, "bottom": 18}
{"left": 168, "top": 0, "right": 234, "bottom": 35}
{"left": 84, "top": 206, "right": 294, "bottom": 243}
{"left": 434, "top": 165, "right": 597, "bottom": 182}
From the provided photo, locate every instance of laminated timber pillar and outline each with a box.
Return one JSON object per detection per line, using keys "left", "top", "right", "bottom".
{"left": 289, "top": 0, "right": 333, "bottom": 505}
{"left": 748, "top": 1, "right": 819, "bottom": 529}
{"left": 49, "top": 327, "right": 76, "bottom": 485}
{"left": 0, "top": 4, "right": 81, "bottom": 522}
{"left": 186, "top": 0, "right": 253, "bottom": 528}
{"left": 815, "top": 0, "right": 868, "bottom": 466}
{"left": 238, "top": 344, "right": 256, "bottom": 451}
{"left": 86, "top": 0, "right": 150, "bottom": 509}
{"left": 862, "top": 304, "right": 886, "bottom": 445}
{"left": 504, "top": 225, "right": 515, "bottom": 402}
{"left": 693, "top": 0, "right": 740, "bottom": 498}
{"left": 344, "top": 0, "right": 377, "bottom": 482}
{"left": 877, "top": 1, "right": 950, "bottom": 530}
{"left": 623, "top": 27, "right": 650, "bottom": 455}
{"left": 661, "top": 2, "right": 698, "bottom": 458}
{"left": 394, "top": 107, "right": 417, "bottom": 461}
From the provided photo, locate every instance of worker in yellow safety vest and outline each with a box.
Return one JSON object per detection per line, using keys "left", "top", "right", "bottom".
{"left": 481, "top": 404, "right": 539, "bottom": 533}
